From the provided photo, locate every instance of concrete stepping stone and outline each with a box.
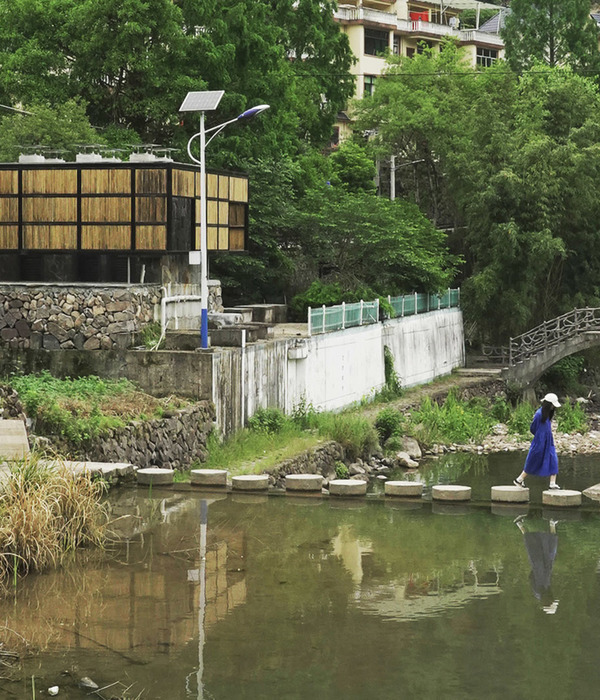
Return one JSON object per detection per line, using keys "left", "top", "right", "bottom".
{"left": 285, "top": 474, "right": 323, "bottom": 492}
{"left": 542, "top": 489, "right": 582, "bottom": 507}
{"left": 491, "top": 485, "right": 529, "bottom": 503}
{"left": 328, "top": 479, "right": 367, "bottom": 497}
{"left": 432, "top": 484, "right": 471, "bottom": 501}
{"left": 191, "top": 468, "right": 228, "bottom": 487}
{"left": 136, "top": 468, "right": 174, "bottom": 486}
{"left": 0, "top": 420, "right": 30, "bottom": 460}
{"left": 232, "top": 474, "right": 269, "bottom": 491}
{"left": 384, "top": 481, "right": 423, "bottom": 498}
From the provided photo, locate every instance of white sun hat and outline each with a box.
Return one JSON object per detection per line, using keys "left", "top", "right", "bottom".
{"left": 542, "top": 393, "right": 561, "bottom": 408}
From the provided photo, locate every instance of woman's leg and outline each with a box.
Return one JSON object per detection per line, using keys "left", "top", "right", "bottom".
{"left": 514, "top": 470, "right": 527, "bottom": 486}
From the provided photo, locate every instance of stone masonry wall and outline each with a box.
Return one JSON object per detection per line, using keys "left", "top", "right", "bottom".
{"left": 53, "top": 402, "right": 215, "bottom": 470}
{"left": 266, "top": 441, "right": 345, "bottom": 488}
{"left": 0, "top": 284, "right": 160, "bottom": 351}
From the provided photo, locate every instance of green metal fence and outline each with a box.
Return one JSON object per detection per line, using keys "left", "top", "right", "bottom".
{"left": 308, "top": 289, "right": 460, "bottom": 335}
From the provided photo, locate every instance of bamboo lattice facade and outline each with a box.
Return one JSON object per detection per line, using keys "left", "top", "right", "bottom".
{"left": 0, "top": 162, "right": 249, "bottom": 255}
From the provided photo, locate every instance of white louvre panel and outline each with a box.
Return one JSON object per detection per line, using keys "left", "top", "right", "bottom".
{"left": 179, "top": 90, "right": 224, "bottom": 112}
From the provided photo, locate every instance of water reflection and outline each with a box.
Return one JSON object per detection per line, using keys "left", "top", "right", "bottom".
{"left": 515, "top": 515, "right": 560, "bottom": 614}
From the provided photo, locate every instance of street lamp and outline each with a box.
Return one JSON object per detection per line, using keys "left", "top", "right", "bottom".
{"left": 180, "top": 90, "right": 270, "bottom": 348}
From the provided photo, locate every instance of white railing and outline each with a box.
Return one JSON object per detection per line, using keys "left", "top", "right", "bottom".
{"left": 334, "top": 6, "right": 398, "bottom": 26}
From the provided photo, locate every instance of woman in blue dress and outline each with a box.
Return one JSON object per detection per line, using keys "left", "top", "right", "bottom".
{"left": 513, "top": 392, "right": 561, "bottom": 490}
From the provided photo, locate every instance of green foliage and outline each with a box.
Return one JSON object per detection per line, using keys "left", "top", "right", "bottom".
{"left": 507, "top": 401, "right": 535, "bottom": 437}
{"left": 312, "top": 412, "right": 379, "bottom": 461}
{"left": 139, "top": 322, "right": 163, "bottom": 350}
{"left": 557, "top": 398, "right": 588, "bottom": 434}
{"left": 374, "top": 406, "right": 404, "bottom": 443}
{"left": 383, "top": 435, "right": 404, "bottom": 454}
{"left": 5, "top": 371, "right": 175, "bottom": 446}
{"left": 329, "top": 141, "right": 376, "bottom": 193}
{"left": 411, "top": 391, "right": 495, "bottom": 446}
{"left": 383, "top": 345, "right": 402, "bottom": 397}
{"left": 491, "top": 396, "right": 511, "bottom": 423}
{"left": 248, "top": 407, "right": 287, "bottom": 434}
{"left": 334, "top": 461, "right": 349, "bottom": 479}
{"left": 290, "top": 396, "right": 319, "bottom": 430}
{"left": 541, "top": 355, "right": 586, "bottom": 394}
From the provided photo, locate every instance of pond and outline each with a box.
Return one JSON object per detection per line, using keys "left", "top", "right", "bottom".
{"left": 2, "top": 452, "right": 600, "bottom": 699}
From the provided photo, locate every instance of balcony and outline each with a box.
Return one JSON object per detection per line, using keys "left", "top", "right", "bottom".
{"left": 397, "top": 18, "right": 460, "bottom": 38}
{"left": 459, "top": 29, "right": 504, "bottom": 48}
{"left": 335, "top": 5, "right": 398, "bottom": 27}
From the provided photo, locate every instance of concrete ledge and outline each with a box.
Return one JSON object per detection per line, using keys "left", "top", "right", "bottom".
{"left": 491, "top": 485, "right": 529, "bottom": 503}
{"left": 432, "top": 485, "right": 471, "bottom": 501}
{"left": 191, "top": 469, "right": 228, "bottom": 487}
{"left": 285, "top": 474, "right": 323, "bottom": 492}
{"left": 384, "top": 481, "right": 423, "bottom": 498}
{"left": 137, "top": 468, "right": 174, "bottom": 486}
{"left": 542, "top": 489, "right": 582, "bottom": 507}
{"left": 328, "top": 479, "right": 367, "bottom": 497}
{"left": 582, "top": 483, "right": 600, "bottom": 501}
{"left": 232, "top": 474, "right": 269, "bottom": 491}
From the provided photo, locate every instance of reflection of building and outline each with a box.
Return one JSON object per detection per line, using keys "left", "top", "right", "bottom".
{"left": 332, "top": 525, "right": 502, "bottom": 621}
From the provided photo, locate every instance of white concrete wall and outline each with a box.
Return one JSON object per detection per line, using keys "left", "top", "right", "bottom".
{"left": 212, "top": 308, "right": 464, "bottom": 432}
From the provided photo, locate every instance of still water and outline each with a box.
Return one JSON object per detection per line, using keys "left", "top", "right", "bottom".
{"left": 3, "top": 452, "right": 600, "bottom": 699}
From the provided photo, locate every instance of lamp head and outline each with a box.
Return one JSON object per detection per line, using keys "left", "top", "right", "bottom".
{"left": 237, "top": 104, "right": 270, "bottom": 120}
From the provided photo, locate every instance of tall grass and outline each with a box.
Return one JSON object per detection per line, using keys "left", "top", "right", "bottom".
{"left": 0, "top": 457, "right": 106, "bottom": 588}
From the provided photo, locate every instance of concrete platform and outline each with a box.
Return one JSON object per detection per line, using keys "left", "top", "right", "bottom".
{"left": 432, "top": 485, "right": 471, "bottom": 501}
{"left": 542, "top": 489, "right": 582, "bottom": 507}
{"left": 384, "top": 481, "right": 423, "bottom": 498}
{"left": 328, "top": 479, "right": 367, "bottom": 497}
{"left": 136, "top": 468, "right": 174, "bottom": 486}
{"left": 285, "top": 474, "right": 323, "bottom": 492}
{"left": 191, "top": 469, "right": 228, "bottom": 487}
{"left": 232, "top": 474, "right": 269, "bottom": 491}
{"left": 0, "top": 420, "right": 30, "bottom": 460}
{"left": 491, "top": 485, "right": 529, "bottom": 503}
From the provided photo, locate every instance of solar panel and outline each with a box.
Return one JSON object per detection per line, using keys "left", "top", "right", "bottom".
{"left": 179, "top": 91, "right": 224, "bottom": 113}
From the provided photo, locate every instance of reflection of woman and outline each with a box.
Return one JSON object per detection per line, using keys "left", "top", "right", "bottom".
{"left": 515, "top": 516, "right": 559, "bottom": 614}
{"left": 513, "top": 393, "right": 561, "bottom": 490}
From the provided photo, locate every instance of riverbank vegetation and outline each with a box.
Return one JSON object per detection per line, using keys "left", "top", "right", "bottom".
{"left": 0, "top": 457, "right": 106, "bottom": 589}
{"left": 4, "top": 371, "right": 188, "bottom": 447}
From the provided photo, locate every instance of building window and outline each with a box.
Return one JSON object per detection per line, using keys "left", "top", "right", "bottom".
{"left": 406, "top": 47, "right": 415, "bottom": 58}
{"left": 393, "top": 35, "right": 400, "bottom": 55}
{"left": 476, "top": 47, "right": 497, "bottom": 67}
{"left": 364, "top": 75, "right": 376, "bottom": 96}
{"left": 364, "top": 28, "right": 389, "bottom": 56}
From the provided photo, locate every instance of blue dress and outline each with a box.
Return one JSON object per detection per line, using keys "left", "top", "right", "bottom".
{"left": 524, "top": 408, "right": 558, "bottom": 476}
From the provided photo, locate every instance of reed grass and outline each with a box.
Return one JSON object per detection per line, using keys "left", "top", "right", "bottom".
{"left": 0, "top": 456, "right": 107, "bottom": 589}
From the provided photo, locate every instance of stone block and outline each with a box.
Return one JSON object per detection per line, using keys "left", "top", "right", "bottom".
{"left": 191, "top": 469, "right": 228, "bottom": 487}
{"left": 285, "top": 474, "right": 324, "bottom": 492}
{"left": 432, "top": 485, "right": 471, "bottom": 501}
{"left": 136, "top": 468, "right": 174, "bottom": 486}
{"left": 384, "top": 481, "right": 423, "bottom": 497}
{"left": 542, "top": 489, "right": 582, "bottom": 507}
{"left": 491, "top": 485, "right": 529, "bottom": 503}
{"left": 328, "top": 479, "right": 367, "bottom": 496}
{"left": 232, "top": 474, "right": 269, "bottom": 491}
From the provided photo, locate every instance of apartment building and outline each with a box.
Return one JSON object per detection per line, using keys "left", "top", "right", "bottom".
{"left": 333, "top": 0, "right": 506, "bottom": 141}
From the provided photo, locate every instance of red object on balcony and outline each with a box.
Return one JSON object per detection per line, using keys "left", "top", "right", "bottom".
{"left": 410, "top": 11, "right": 429, "bottom": 22}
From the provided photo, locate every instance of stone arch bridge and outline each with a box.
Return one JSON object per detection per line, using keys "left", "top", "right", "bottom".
{"left": 483, "top": 308, "right": 600, "bottom": 389}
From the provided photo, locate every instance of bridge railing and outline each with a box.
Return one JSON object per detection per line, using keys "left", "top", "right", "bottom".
{"left": 509, "top": 307, "right": 600, "bottom": 365}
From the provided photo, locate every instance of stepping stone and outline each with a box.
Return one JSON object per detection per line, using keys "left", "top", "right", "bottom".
{"left": 491, "top": 485, "right": 529, "bottom": 503}
{"left": 285, "top": 474, "right": 323, "bottom": 492}
{"left": 191, "top": 469, "right": 228, "bottom": 487}
{"left": 491, "top": 504, "right": 529, "bottom": 519}
{"left": 232, "top": 474, "right": 269, "bottom": 491}
{"left": 432, "top": 485, "right": 471, "bottom": 502}
{"left": 385, "top": 481, "right": 423, "bottom": 498}
{"left": 328, "top": 479, "right": 367, "bottom": 497}
{"left": 136, "top": 468, "right": 174, "bottom": 486}
{"left": 0, "top": 420, "right": 29, "bottom": 460}
{"left": 542, "top": 489, "right": 582, "bottom": 507}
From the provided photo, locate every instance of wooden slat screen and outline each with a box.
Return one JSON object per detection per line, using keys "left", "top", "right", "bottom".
{"left": 0, "top": 171, "right": 18, "bottom": 194}
{"left": 81, "top": 225, "right": 130, "bottom": 250}
{"left": 81, "top": 169, "right": 131, "bottom": 194}
{"left": 207, "top": 200, "right": 218, "bottom": 225}
{"left": 81, "top": 197, "right": 131, "bottom": 222}
{"left": 230, "top": 177, "right": 248, "bottom": 202}
{"left": 205, "top": 173, "right": 218, "bottom": 199}
{"left": 229, "top": 229, "right": 245, "bottom": 251}
{"left": 24, "top": 225, "right": 77, "bottom": 249}
{"left": 0, "top": 198, "right": 18, "bottom": 222}
{"left": 172, "top": 169, "right": 195, "bottom": 197}
{"left": 218, "top": 227, "right": 228, "bottom": 250}
{"left": 136, "top": 196, "right": 166, "bottom": 223}
{"left": 135, "top": 169, "right": 167, "bottom": 194}
{"left": 0, "top": 225, "right": 18, "bottom": 249}
{"left": 218, "top": 175, "right": 229, "bottom": 199}
{"left": 218, "top": 201, "right": 228, "bottom": 225}
{"left": 136, "top": 225, "right": 167, "bottom": 250}
{"left": 23, "top": 197, "right": 77, "bottom": 223}
{"left": 206, "top": 227, "right": 218, "bottom": 250}
{"left": 23, "top": 170, "right": 77, "bottom": 194}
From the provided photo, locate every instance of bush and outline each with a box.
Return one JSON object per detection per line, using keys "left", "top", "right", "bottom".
{"left": 507, "top": 401, "right": 535, "bottom": 437}
{"left": 541, "top": 355, "right": 586, "bottom": 394}
{"left": 248, "top": 407, "right": 287, "bottom": 434}
{"left": 335, "top": 461, "right": 349, "bottom": 479}
{"left": 491, "top": 396, "right": 511, "bottom": 423}
{"left": 384, "top": 435, "right": 404, "bottom": 454}
{"left": 291, "top": 396, "right": 319, "bottom": 430}
{"left": 557, "top": 398, "right": 588, "bottom": 434}
{"left": 316, "top": 413, "right": 379, "bottom": 461}
{"left": 374, "top": 406, "right": 404, "bottom": 442}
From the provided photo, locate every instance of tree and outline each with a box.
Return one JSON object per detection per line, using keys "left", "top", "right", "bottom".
{"left": 502, "top": 0, "right": 600, "bottom": 73}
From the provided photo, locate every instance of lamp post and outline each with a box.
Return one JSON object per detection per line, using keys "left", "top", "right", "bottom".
{"left": 180, "top": 91, "right": 270, "bottom": 348}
